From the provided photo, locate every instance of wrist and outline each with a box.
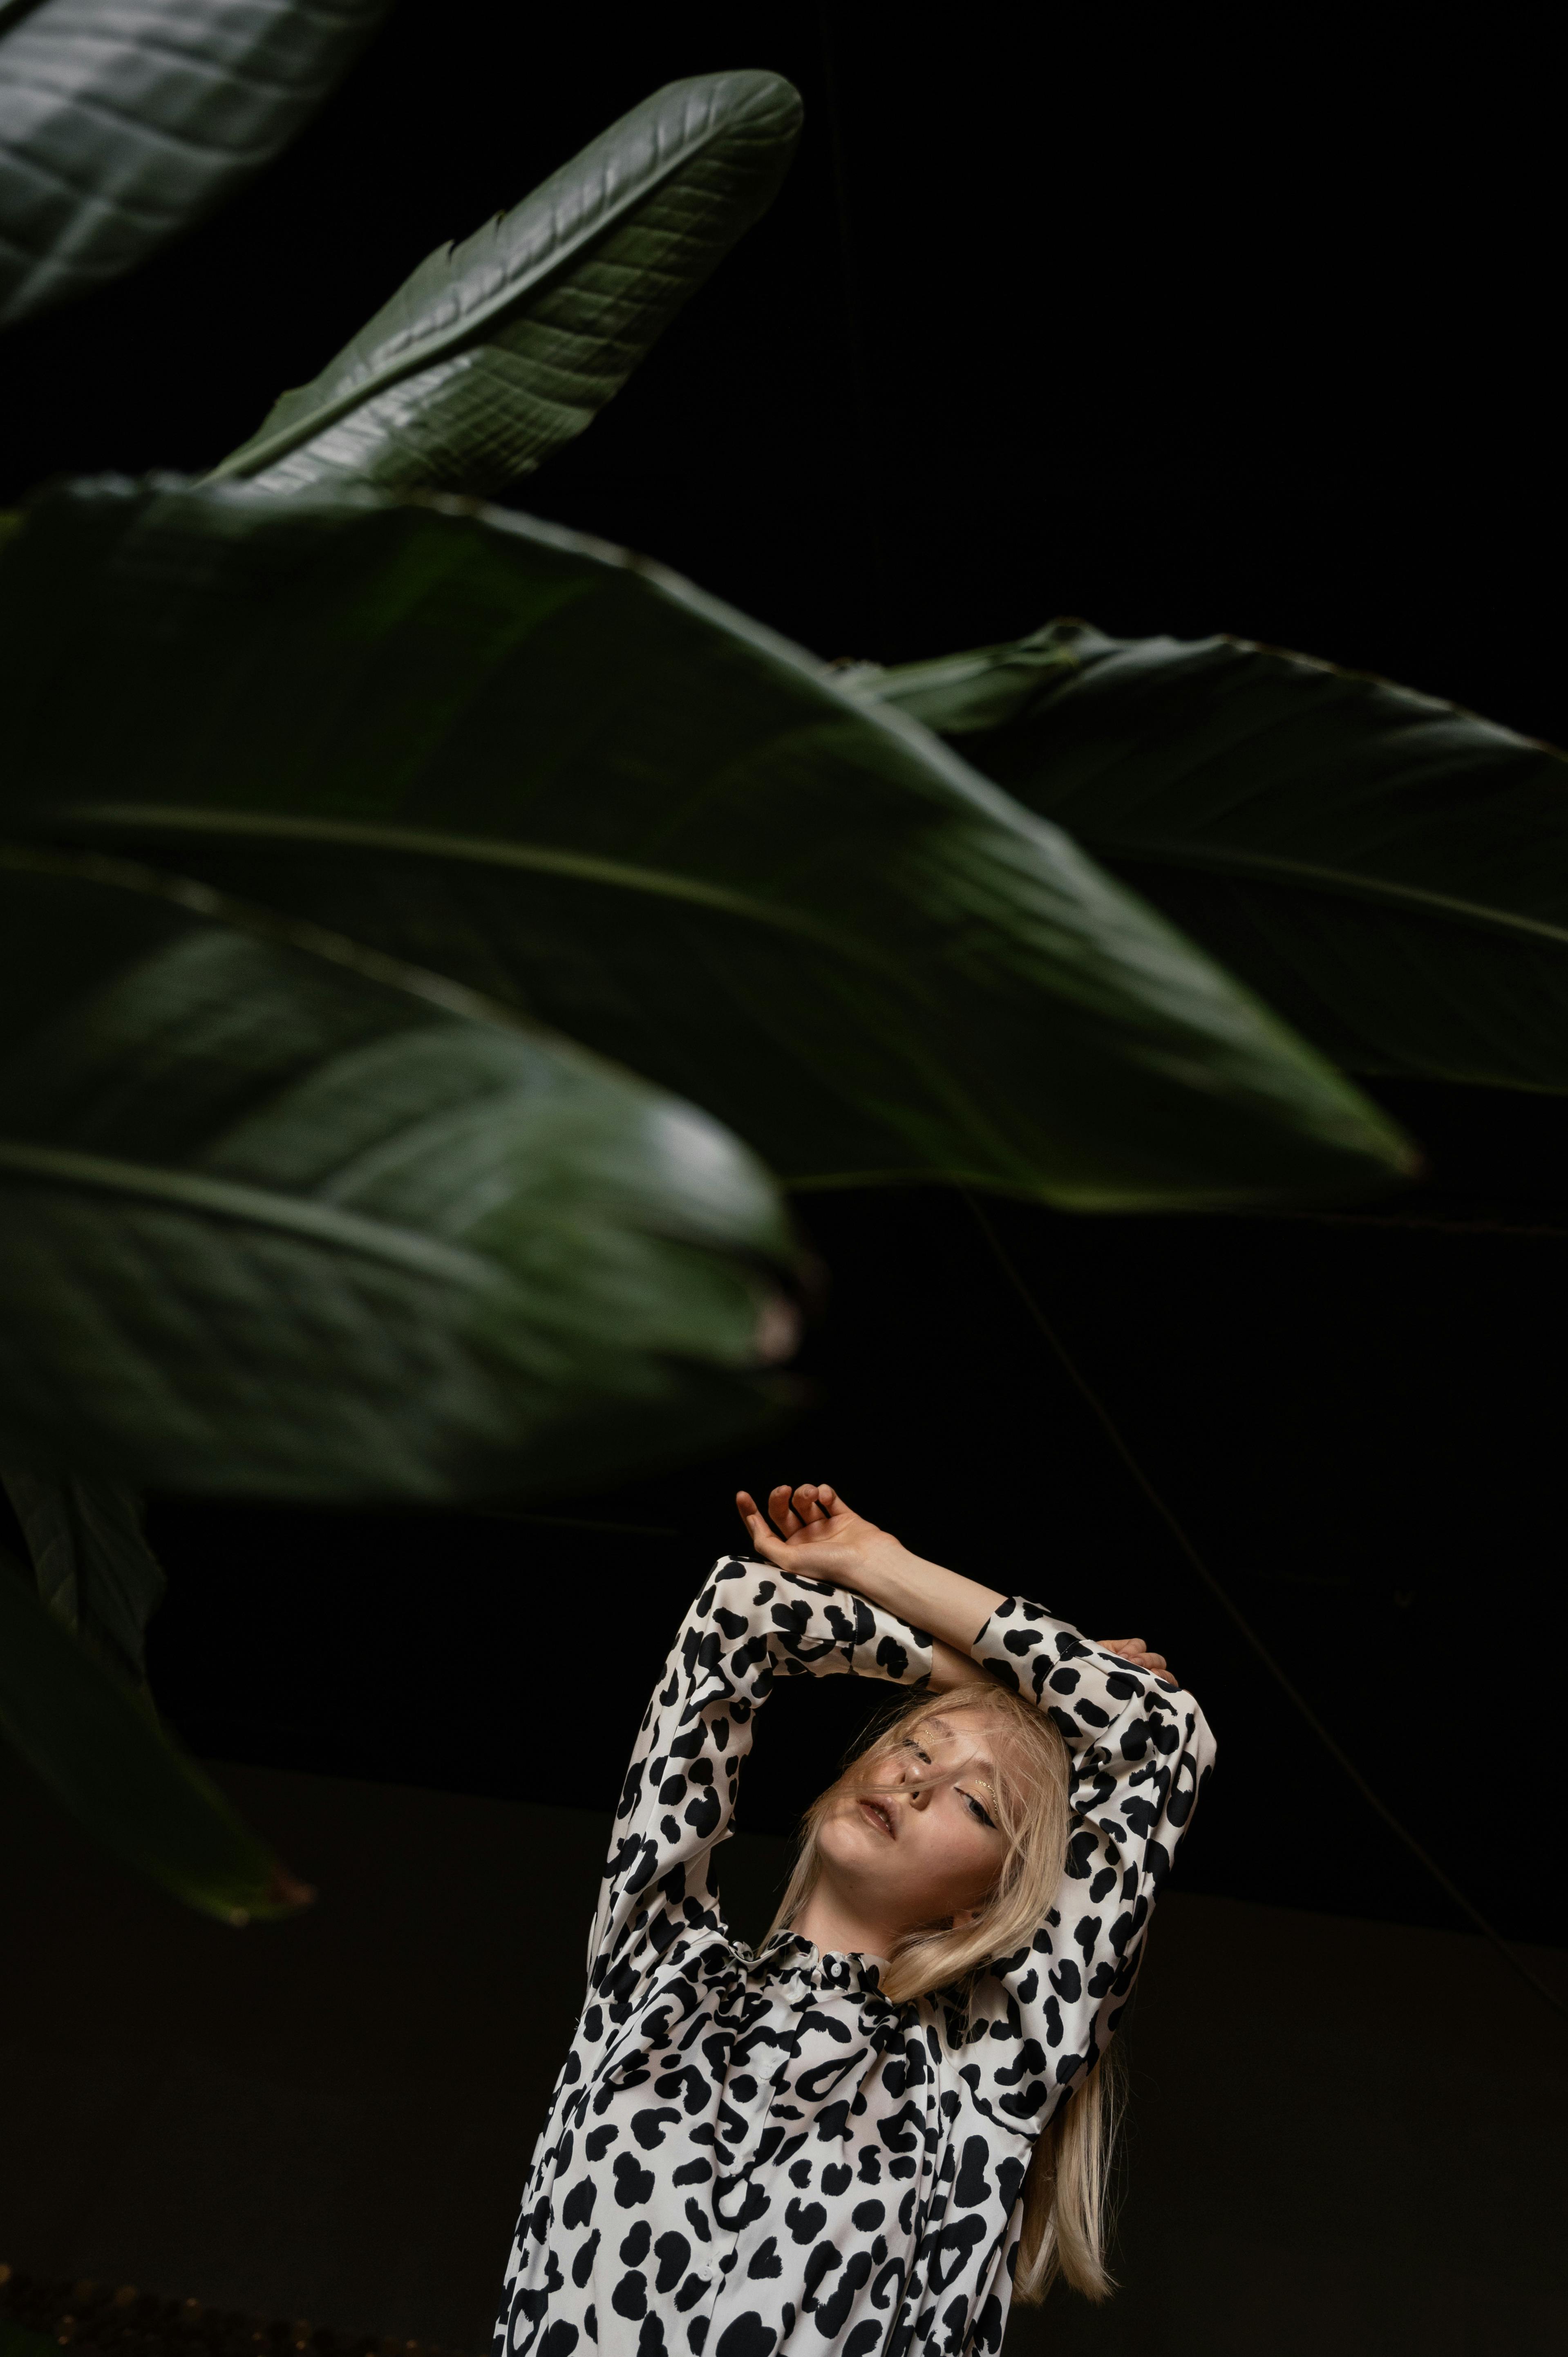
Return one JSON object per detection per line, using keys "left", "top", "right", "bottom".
{"left": 857, "top": 1544, "right": 1008, "bottom": 1658}
{"left": 833, "top": 1529, "right": 912, "bottom": 1612}
{"left": 862, "top": 1539, "right": 941, "bottom": 1627}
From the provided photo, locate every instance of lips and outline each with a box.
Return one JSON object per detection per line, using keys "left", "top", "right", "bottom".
{"left": 857, "top": 1796, "right": 895, "bottom": 1839}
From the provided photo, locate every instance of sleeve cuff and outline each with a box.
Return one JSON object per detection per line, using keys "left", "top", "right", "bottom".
{"left": 969, "top": 1594, "right": 1152, "bottom": 1747}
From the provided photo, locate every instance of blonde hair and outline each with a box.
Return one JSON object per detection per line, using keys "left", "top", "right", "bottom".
{"left": 766, "top": 1680, "right": 1120, "bottom": 2305}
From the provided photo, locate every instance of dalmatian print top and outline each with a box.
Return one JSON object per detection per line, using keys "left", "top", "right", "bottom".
{"left": 495, "top": 1560, "right": 1213, "bottom": 2357}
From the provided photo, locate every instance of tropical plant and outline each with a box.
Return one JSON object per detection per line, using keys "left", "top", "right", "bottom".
{"left": 2, "top": 7, "right": 1561, "bottom": 1918}
{"left": 853, "top": 623, "right": 1568, "bottom": 1091}
{"left": 0, "top": 0, "right": 396, "bottom": 325}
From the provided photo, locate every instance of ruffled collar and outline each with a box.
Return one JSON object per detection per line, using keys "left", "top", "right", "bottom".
{"left": 756, "top": 1929, "right": 891, "bottom": 2000}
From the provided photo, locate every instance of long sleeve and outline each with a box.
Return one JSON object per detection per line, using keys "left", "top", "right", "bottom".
{"left": 587, "top": 1556, "right": 933, "bottom": 2005}
{"left": 951, "top": 1592, "right": 1215, "bottom": 2133}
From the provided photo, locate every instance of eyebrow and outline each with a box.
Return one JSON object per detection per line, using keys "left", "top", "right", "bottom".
{"left": 918, "top": 1718, "right": 995, "bottom": 1778}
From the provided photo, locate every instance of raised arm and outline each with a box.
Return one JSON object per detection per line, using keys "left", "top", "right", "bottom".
{"left": 737, "top": 1484, "right": 1212, "bottom": 2129}
{"left": 589, "top": 1556, "right": 933, "bottom": 2008}
{"left": 736, "top": 1482, "right": 1006, "bottom": 1658}
{"left": 958, "top": 1591, "right": 1213, "bottom": 2129}
{"left": 736, "top": 1484, "right": 1177, "bottom": 1690}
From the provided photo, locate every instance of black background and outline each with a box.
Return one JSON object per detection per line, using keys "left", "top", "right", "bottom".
{"left": 5, "top": 6, "right": 1565, "bottom": 1950}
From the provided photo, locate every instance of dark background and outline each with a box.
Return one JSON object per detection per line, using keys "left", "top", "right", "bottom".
{"left": 9, "top": 1761, "right": 1563, "bottom": 2357}
{"left": 4, "top": 3, "right": 1566, "bottom": 1957}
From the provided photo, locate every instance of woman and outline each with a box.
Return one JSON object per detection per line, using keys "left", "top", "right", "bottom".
{"left": 494, "top": 1482, "right": 1213, "bottom": 2357}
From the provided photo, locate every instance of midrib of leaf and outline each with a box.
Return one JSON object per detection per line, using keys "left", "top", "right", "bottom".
{"left": 19, "top": 820, "right": 1034, "bottom": 1184}
{"left": 1085, "top": 833, "right": 1568, "bottom": 947}
{"left": 857, "top": 643, "right": 1083, "bottom": 713}
{"left": 0, "top": 833, "right": 1009, "bottom": 1194}
{"left": 0, "top": 835, "right": 1010, "bottom": 1187}
{"left": 0, "top": 1139, "right": 492, "bottom": 1285}
{"left": 203, "top": 105, "right": 744, "bottom": 483}
{"left": 57, "top": 804, "right": 903, "bottom": 971}
{"left": 0, "top": 834, "right": 606, "bottom": 1036}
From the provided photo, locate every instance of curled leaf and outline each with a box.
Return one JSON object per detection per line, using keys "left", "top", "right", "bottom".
{"left": 208, "top": 71, "right": 802, "bottom": 497}
{"left": 0, "top": 1540, "right": 308, "bottom": 1923}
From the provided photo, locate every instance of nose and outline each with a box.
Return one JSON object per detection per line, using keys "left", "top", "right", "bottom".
{"left": 876, "top": 1764, "right": 932, "bottom": 1814}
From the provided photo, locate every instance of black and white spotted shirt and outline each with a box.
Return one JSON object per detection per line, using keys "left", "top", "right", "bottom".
{"left": 495, "top": 1560, "right": 1214, "bottom": 2357}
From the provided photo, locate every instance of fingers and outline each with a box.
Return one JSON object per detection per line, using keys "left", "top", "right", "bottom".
{"left": 745, "top": 1482, "right": 845, "bottom": 1537}
{"left": 735, "top": 1492, "right": 790, "bottom": 1567}
{"left": 768, "top": 1483, "right": 800, "bottom": 1536}
{"left": 740, "top": 1506, "right": 789, "bottom": 1568}
{"left": 1098, "top": 1636, "right": 1179, "bottom": 1688}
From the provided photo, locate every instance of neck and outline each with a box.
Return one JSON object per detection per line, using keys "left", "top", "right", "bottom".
{"left": 789, "top": 1877, "right": 904, "bottom": 1966}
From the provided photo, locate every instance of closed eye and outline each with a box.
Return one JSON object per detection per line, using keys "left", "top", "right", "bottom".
{"left": 959, "top": 1788, "right": 996, "bottom": 1829}
{"left": 901, "top": 1739, "right": 933, "bottom": 1766}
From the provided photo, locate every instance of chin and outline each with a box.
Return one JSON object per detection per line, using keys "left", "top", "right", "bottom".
{"left": 817, "top": 1806, "right": 878, "bottom": 1869}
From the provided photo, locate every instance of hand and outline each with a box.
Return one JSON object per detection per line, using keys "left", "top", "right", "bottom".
{"left": 734, "top": 1482, "right": 904, "bottom": 1596}
{"left": 734, "top": 1482, "right": 1007, "bottom": 1665}
{"left": 1097, "top": 1635, "right": 1179, "bottom": 1690}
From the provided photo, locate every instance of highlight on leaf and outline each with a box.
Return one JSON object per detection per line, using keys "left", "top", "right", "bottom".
{"left": 856, "top": 621, "right": 1568, "bottom": 1093}
{"left": 0, "top": 476, "right": 1416, "bottom": 1214}
{"left": 206, "top": 71, "right": 803, "bottom": 499}
{"left": 0, "top": 843, "right": 801, "bottom": 1502}
{"left": 0, "top": 0, "right": 394, "bottom": 328}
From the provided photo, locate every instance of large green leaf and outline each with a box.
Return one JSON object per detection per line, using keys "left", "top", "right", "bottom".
{"left": 1, "top": 1464, "right": 164, "bottom": 1681}
{"left": 0, "top": 845, "right": 796, "bottom": 1497}
{"left": 206, "top": 71, "right": 802, "bottom": 498}
{"left": 0, "top": 0, "right": 392, "bottom": 328}
{"left": 0, "top": 478, "right": 1414, "bottom": 1212}
{"left": 857, "top": 622, "right": 1568, "bottom": 1092}
{"left": 0, "top": 1539, "right": 306, "bottom": 1922}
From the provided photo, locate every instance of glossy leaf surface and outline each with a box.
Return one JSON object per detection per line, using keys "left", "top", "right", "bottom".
{"left": 0, "top": 1540, "right": 303, "bottom": 1922}
{"left": 208, "top": 72, "right": 801, "bottom": 497}
{"left": 0, "top": 848, "right": 795, "bottom": 1498}
{"left": 0, "top": 0, "right": 391, "bottom": 327}
{"left": 0, "top": 479, "right": 1412, "bottom": 1212}
{"left": 0, "top": 1465, "right": 164, "bottom": 1681}
{"left": 861, "top": 623, "right": 1568, "bottom": 1091}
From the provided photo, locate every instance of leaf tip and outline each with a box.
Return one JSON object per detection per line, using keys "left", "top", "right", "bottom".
{"left": 269, "top": 1863, "right": 318, "bottom": 1912}
{"left": 231, "top": 1865, "right": 317, "bottom": 1923}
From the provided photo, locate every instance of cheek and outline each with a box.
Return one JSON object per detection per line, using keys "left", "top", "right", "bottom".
{"left": 908, "top": 1817, "right": 1002, "bottom": 1908}
{"left": 952, "top": 1835, "right": 1004, "bottom": 1903}
{"left": 818, "top": 1804, "right": 894, "bottom": 1879}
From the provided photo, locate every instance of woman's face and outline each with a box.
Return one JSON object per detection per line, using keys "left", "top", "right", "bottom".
{"left": 814, "top": 1707, "right": 1009, "bottom": 1936}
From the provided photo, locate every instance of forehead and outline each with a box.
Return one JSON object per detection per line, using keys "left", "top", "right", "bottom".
{"left": 914, "top": 1708, "right": 995, "bottom": 1754}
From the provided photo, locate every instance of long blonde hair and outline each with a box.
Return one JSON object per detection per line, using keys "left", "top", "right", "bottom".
{"left": 765, "top": 1680, "right": 1121, "bottom": 2305}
